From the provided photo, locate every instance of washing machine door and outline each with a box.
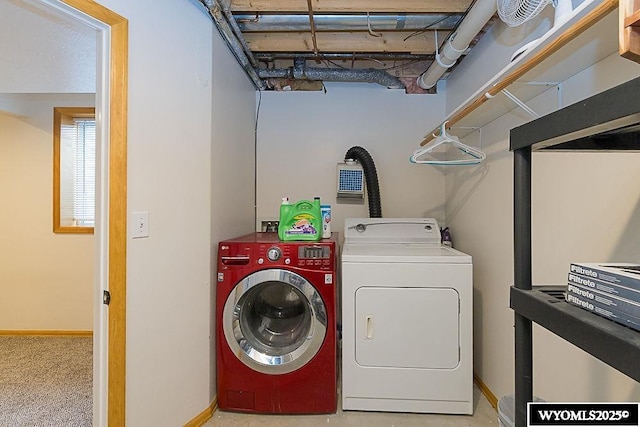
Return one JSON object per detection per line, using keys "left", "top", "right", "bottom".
{"left": 222, "top": 268, "right": 327, "bottom": 374}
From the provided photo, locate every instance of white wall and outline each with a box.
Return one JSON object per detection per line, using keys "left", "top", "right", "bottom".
{"left": 530, "top": 55, "right": 640, "bottom": 402}
{"left": 210, "top": 17, "right": 259, "bottom": 397}
{"left": 94, "top": 0, "right": 255, "bottom": 425}
{"left": 256, "top": 83, "right": 447, "bottom": 236}
{"left": 0, "top": 94, "right": 95, "bottom": 330}
{"left": 0, "top": 0, "right": 95, "bottom": 94}
{"left": 443, "top": 8, "right": 640, "bottom": 405}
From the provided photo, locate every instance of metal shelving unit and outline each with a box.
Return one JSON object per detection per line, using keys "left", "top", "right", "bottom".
{"left": 509, "top": 76, "right": 640, "bottom": 427}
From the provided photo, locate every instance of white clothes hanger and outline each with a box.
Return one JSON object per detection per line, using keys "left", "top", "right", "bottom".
{"left": 410, "top": 122, "right": 486, "bottom": 165}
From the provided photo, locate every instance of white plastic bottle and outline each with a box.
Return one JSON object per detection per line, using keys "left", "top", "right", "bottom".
{"left": 321, "top": 204, "right": 331, "bottom": 239}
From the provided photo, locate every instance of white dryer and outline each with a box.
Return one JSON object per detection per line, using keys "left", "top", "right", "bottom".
{"left": 341, "top": 218, "right": 473, "bottom": 414}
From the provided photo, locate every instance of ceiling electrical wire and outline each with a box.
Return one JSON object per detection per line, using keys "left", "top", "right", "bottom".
{"left": 366, "top": 12, "right": 383, "bottom": 37}
{"left": 402, "top": 15, "right": 450, "bottom": 41}
{"left": 253, "top": 89, "right": 262, "bottom": 220}
{"left": 320, "top": 56, "right": 425, "bottom": 72}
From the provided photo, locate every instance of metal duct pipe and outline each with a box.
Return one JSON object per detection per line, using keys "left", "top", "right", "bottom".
{"left": 200, "top": 0, "right": 265, "bottom": 89}
{"left": 255, "top": 52, "right": 434, "bottom": 61}
{"left": 218, "top": 0, "right": 258, "bottom": 67}
{"left": 258, "top": 58, "right": 405, "bottom": 89}
{"left": 417, "top": 0, "right": 497, "bottom": 90}
{"left": 236, "top": 14, "right": 463, "bottom": 32}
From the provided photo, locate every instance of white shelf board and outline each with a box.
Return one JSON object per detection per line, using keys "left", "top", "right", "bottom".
{"left": 448, "top": 1, "right": 619, "bottom": 139}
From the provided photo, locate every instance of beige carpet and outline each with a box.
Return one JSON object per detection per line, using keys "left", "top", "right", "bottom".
{"left": 0, "top": 336, "right": 93, "bottom": 426}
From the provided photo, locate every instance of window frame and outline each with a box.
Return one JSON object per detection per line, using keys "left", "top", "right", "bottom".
{"left": 53, "top": 106, "right": 96, "bottom": 234}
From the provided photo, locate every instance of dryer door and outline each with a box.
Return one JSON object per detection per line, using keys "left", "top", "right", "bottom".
{"left": 222, "top": 268, "right": 327, "bottom": 374}
{"left": 355, "top": 286, "right": 460, "bottom": 369}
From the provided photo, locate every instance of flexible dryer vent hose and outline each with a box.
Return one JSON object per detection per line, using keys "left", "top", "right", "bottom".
{"left": 344, "top": 146, "right": 382, "bottom": 218}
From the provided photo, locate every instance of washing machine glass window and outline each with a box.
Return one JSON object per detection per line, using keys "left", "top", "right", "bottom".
{"left": 241, "top": 281, "right": 312, "bottom": 355}
{"left": 223, "top": 269, "right": 328, "bottom": 375}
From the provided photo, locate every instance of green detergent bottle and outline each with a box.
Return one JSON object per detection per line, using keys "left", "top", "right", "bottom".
{"left": 278, "top": 197, "right": 322, "bottom": 241}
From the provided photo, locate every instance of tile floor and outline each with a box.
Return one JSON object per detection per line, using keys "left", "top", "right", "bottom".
{"left": 204, "top": 383, "right": 498, "bottom": 426}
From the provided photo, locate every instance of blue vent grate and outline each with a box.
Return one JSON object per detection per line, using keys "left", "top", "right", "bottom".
{"left": 339, "top": 169, "right": 364, "bottom": 192}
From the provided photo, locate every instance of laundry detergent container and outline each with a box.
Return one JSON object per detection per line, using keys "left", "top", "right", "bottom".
{"left": 278, "top": 198, "right": 322, "bottom": 241}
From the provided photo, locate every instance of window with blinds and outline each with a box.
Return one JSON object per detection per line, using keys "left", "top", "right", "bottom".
{"left": 53, "top": 107, "right": 96, "bottom": 234}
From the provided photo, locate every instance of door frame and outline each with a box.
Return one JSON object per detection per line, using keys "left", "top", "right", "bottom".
{"left": 38, "top": 1, "right": 128, "bottom": 425}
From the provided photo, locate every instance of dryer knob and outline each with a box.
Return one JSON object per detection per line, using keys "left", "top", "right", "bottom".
{"left": 267, "top": 247, "right": 282, "bottom": 262}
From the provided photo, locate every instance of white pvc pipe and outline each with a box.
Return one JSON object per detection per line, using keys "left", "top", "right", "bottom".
{"left": 417, "top": 0, "right": 497, "bottom": 90}
{"left": 553, "top": 0, "right": 573, "bottom": 27}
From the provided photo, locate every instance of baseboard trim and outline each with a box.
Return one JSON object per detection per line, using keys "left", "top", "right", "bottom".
{"left": 0, "top": 330, "right": 93, "bottom": 337}
{"left": 474, "top": 373, "right": 498, "bottom": 410}
{"left": 184, "top": 397, "right": 218, "bottom": 427}
{"left": 190, "top": 381, "right": 492, "bottom": 423}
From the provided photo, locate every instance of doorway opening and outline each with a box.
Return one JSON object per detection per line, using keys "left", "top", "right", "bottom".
{"left": 38, "top": 1, "right": 128, "bottom": 425}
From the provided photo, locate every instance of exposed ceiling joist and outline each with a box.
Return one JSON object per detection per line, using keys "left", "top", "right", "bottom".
{"left": 235, "top": 14, "right": 463, "bottom": 32}
{"left": 244, "top": 31, "right": 449, "bottom": 53}
{"left": 202, "top": 0, "right": 496, "bottom": 93}
{"left": 230, "top": 0, "right": 473, "bottom": 13}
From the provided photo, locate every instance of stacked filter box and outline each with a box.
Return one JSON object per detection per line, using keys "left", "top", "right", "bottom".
{"left": 565, "top": 263, "right": 640, "bottom": 332}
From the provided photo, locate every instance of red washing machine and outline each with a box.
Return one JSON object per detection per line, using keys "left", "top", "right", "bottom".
{"left": 216, "top": 232, "right": 338, "bottom": 414}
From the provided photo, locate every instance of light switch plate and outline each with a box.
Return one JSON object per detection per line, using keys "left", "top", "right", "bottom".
{"left": 132, "top": 211, "right": 149, "bottom": 238}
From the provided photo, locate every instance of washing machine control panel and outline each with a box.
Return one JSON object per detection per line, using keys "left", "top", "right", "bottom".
{"left": 298, "top": 245, "right": 331, "bottom": 260}
{"left": 218, "top": 234, "right": 336, "bottom": 272}
{"left": 256, "top": 244, "right": 333, "bottom": 269}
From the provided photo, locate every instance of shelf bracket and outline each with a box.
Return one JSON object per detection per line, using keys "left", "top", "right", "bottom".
{"left": 519, "top": 81, "right": 564, "bottom": 110}
{"left": 451, "top": 126, "right": 482, "bottom": 149}
{"left": 501, "top": 89, "right": 540, "bottom": 119}
{"left": 484, "top": 81, "right": 563, "bottom": 119}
